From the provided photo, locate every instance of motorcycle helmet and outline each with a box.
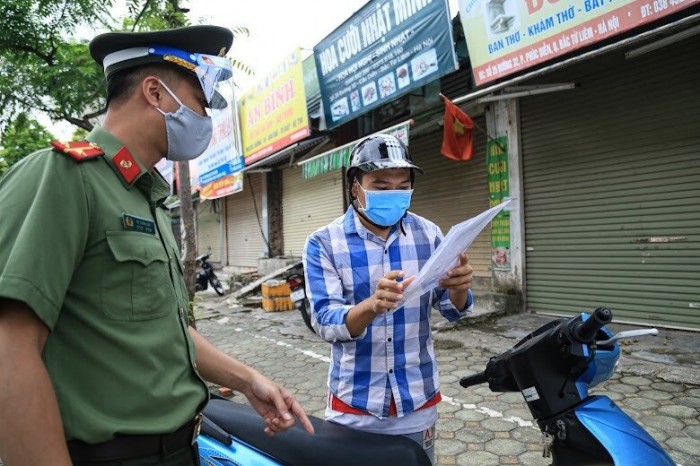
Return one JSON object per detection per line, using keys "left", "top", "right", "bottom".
{"left": 346, "top": 134, "right": 422, "bottom": 202}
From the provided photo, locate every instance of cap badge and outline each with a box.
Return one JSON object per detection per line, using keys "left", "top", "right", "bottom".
{"left": 163, "top": 55, "right": 196, "bottom": 72}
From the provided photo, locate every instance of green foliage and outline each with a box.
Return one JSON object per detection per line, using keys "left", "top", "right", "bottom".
{"left": 124, "top": 0, "right": 189, "bottom": 30}
{"left": 0, "top": 41, "right": 106, "bottom": 131}
{"left": 0, "top": 113, "right": 55, "bottom": 176}
{"left": 0, "top": 0, "right": 253, "bottom": 134}
{"left": 71, "top": 127, "right": 90, "bottom": 141}
{"left": 0, "top": 0, "right": 113, "bottom": 57}
{"left": 0, "top": 0, "right": 198, "bottom": 131}
{"left": 0, "top": 0, "right": 114, "bottom": 130}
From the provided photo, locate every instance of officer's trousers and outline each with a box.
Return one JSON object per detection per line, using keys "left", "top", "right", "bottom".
{"left": 72, "top": 444, "right": 199, "bottom": 466}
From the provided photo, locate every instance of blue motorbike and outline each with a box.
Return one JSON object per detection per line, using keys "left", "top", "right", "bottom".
{"left": 459, "top": 307, "right": 674, "bottom": 466}
{"left": 194, "top": 307, "right": 673, "bottom": 465}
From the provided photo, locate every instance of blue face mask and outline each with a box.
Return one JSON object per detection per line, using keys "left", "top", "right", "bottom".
{"left": 356, "top": 183, "right": 413, "bottom": 227}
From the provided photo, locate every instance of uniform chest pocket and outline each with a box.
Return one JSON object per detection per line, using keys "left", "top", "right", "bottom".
{"left": 101, "top": 231, "right": 175, "bottom": 321}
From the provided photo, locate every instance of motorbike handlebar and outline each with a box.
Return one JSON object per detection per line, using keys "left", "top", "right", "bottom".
{"left": 459, "top": 372, "right": 487, "bottom": 388}
{"left": 572, "top": 307, "right": 613, "bottom": 343}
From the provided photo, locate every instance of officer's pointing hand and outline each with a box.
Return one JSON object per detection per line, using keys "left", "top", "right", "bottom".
{"left": 246, "top": 372, "right": 315, "bottom": 436}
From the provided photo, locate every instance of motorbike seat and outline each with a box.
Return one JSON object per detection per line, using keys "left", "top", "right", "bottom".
{"left": 201, "top": 398, "right": 432, "bottom": 466}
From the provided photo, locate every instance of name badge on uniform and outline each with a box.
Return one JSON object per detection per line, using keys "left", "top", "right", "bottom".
{"left": 122, "top": 213, "right": 156, "bottom": 235}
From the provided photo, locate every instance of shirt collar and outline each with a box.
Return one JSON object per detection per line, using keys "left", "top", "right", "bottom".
{"left": 87, "top": 125, "right": 170, "bottom": 205}
{"left": 343, "top": 206, "right": 413, "bottom": 243}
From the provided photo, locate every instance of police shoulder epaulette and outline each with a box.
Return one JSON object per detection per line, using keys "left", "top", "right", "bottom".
{"left": 51, "top": 140, "right": 104, "bottom": 161}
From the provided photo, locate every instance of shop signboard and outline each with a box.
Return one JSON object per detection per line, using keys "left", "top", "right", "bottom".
{"left": 314, "top": 0, "right": 458, "bottom": 128}
{"left": 458, "top": 0, "right": 699, "bottom": 85}
{"left": 487, "top": 136, "right": 511, "bottom": 270}
{"left": 240, "top": 48, "right": 310, "bottom": 165}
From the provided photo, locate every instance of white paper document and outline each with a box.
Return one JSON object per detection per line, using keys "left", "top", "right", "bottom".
{"left": 398, "top": 199, "right": 513, "bottom": 306}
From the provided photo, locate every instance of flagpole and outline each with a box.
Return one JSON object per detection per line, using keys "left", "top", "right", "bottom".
{"left": 439, "top": 93, "right": 507, "bottom": 153}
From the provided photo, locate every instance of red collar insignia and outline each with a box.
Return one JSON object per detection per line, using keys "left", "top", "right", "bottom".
{"left": 112, "top": 147, "right": 142, "bottom": 184}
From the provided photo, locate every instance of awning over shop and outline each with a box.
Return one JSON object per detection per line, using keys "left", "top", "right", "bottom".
{"left": 450, "top": 12, "right": 700, "bottom": 106}
{"left": 297, "top": 119, "right": 413, "bottom": 179}
{"left": 241, "top": 136, "right": 329, "bottom": 173}
{"left": 241, "top": 144, "right": 298, "bottom": 173}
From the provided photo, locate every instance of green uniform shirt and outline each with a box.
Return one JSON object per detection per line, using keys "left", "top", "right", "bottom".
{"left": 0, "top": 126, "right": 208, "bottom": 443}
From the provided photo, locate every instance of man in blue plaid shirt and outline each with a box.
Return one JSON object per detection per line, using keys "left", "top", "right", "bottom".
{"left": 303, "top": 134, "right": 474, "bottom": 464}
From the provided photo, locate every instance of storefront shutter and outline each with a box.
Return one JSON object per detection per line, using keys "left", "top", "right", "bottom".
{"left": 521, "top": 37, "right": 700, "bottom": 329}
{"left": 282, "top": 164, "right": 345, "bottom": 257}
{"left": 196, "top": 200, "right": 223, "bottom": 265}
{"left": 225, "top": 173, "right": 267, "bottom": 269}
{"left": 409, "top": 116, "right": 492, "bottom": 279}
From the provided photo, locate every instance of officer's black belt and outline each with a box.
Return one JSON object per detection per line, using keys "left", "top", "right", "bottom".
{"left": 67, "top": 417, "right": 201, "bottom": 463}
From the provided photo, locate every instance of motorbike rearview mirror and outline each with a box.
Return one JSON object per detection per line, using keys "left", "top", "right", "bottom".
{"left": 597, "top": 328, "right": 659, "bottom": 346}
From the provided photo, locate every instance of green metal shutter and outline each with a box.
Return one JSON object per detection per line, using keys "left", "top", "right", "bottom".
{"left": 282, "top": 164, "right": 344, "bottom": 257}
{"left": 224, "top": 173, "right": 266, "bottom": 269}
{"left": 521, "top": 37, "right": 700, "bottom": 329}
{"left": 409, "top": 116, "right": 493, "bottom": 280}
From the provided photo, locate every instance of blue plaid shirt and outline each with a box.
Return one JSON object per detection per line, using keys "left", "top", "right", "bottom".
{"left": 303, "top": 207, "right": 473, "bottom": 418}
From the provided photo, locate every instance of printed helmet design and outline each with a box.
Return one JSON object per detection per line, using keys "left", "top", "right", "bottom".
{"left": 347, "top": 134, "right": 423, "bottom": 175}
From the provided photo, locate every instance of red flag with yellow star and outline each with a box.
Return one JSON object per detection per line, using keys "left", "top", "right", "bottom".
{"left": 440, "top": 96, "right": 474, "bottom": 161}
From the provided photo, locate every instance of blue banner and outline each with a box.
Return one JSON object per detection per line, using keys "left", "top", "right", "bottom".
{"left": 199, "top": 161, "right": 242, "bottom": 187}
{"left": 314, "top": 0, "right": 458, "bottom": 128}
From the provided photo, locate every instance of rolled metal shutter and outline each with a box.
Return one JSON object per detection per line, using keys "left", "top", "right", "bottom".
{"left": 225, "top": 173, "right": 267, "bottom": 269}
{"left": 409, "top": 116, "right": 492, "bottom": 278}
{"left": 521, "top": 38, "right": 700, "bottom": 329}
{"left": 196, "top": 200, "right": 222, "bottom": 264}
{"left": 282, "top": 164, "right": 345, "bottom": 257}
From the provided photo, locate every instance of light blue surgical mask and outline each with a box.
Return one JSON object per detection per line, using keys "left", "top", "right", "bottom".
{"left": 157, "top": 80, "right": 213, "bottom": 161}
{"left": 356, "top": 183, "right": 413, "bottom": 227}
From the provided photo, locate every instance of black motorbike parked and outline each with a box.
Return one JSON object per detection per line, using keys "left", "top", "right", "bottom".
{"left": 286, "top": 261, "right": 314, "bottom": 332}
{"left": 195, "top": 253, "right": 225, "bottom": 296}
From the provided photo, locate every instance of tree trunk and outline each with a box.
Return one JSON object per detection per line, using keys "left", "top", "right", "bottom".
{"left": 178, "top": 160, "right": 198, "bottom": 329}
{"left": 165, "top": 0, "right": 198, "bottom": 328}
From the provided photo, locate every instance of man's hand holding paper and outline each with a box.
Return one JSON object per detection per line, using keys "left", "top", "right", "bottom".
{"left": 438, "top": 252, "right": 474, "bottom": 310}
{"left": 398, "top": 199, "right": 513, "bottom": 307}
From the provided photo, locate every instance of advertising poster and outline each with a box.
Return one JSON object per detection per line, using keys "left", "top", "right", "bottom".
{"left": 458, "top": 0, "right": 699, "bottom": 85}
{"left": 314, "top": 0, "right": 458, "bottom": 128}
{"left": 487, "top": 137, "right": 511, "bottom": 270}
{"left": 194, "top": 107, "right": 244, "bottom": 199}
{"left": 240, "top": 49, "right": 310, "bottom": 165}
{"left": 191, "top": 78, "right": 245, "bottom": 200}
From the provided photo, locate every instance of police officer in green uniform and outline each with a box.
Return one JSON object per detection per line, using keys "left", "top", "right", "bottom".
{"left": 0, "top": 25, "right": 313, "bottom": 466}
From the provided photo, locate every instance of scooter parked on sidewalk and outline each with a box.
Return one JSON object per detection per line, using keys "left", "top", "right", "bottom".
{"left": 285, "top": 261, "right": 314, "bottom": 332}
{"left": 195, "top": 253, "right": 225, "bottom": 296}
{"left": 460, "top": 307, "right": 675, "bottom": 466}
{"left": 196, "top": 395, "right": 431, "bottom": 466}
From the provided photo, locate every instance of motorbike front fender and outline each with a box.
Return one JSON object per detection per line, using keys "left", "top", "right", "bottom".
{"left": 576, "top": 396, "right": 675, "bottom": 466}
